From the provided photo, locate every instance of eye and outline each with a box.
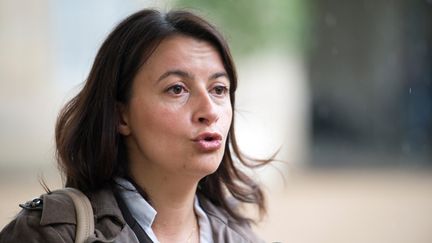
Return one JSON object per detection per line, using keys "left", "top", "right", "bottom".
{"left": 211, "top": 85, "right": 229, "bottom": 96}
{"left": 167, "top": 84, "right": 188, "bottom": 95}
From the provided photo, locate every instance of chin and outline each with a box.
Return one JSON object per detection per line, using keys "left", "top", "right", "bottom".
{"left": 187, "top": 155, "right": 222, "bottom": 178}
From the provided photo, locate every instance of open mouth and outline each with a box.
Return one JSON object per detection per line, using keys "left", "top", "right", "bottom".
{"left": 193, "top": 132, "right": 223, "bottom": 152}
{"left": 194, "top": 132, "right": 222, "bottom": 142}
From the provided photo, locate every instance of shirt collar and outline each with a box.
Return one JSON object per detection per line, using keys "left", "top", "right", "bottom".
{"left": 114, "top": 178, "right": 157, "bottom": 229}
{"left": 114, "top": 177, "right": 214, "bottom": 243}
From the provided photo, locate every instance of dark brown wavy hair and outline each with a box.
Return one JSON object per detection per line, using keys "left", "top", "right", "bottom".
{"left": 55, "top": 9, "right": 270, "bottom": 223}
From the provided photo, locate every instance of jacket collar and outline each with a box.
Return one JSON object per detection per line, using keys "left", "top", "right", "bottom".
{"left": 198, "top": 194, "right": 230, "bottom": 224}
{"left": 89, "top": 186, "right": 126, "bottom": 225}
{"left": 37, "top": 186, "right": 258, "bottom": 242}
{"left": 197, "top": 194, "right": 258, "bottom": 242}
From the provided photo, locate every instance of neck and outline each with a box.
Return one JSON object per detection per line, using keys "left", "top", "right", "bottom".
{"left": 129, "top": 163, "right": 200, "bottom": 242}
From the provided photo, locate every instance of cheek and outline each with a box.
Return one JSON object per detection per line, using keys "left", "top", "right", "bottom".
{"left": 220, "top": 106, "right": 233, "bottom": 136}
{"left": 136, "top": 105, "right": 184, "bottom": 135}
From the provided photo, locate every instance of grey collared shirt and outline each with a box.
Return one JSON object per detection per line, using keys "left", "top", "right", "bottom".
{"left": 115, "top": 178, "right": 214, "bottom": 243}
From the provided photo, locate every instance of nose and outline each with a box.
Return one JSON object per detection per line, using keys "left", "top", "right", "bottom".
{"left": 192, "top": 91, "right": 219, "bottom": 126}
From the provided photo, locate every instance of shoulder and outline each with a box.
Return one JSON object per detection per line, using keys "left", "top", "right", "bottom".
{"left": 0, "top": 192, "right": 76, "bottom": 243}
{"left": 198, "top": 195, "right": 264, "bottom": 243}
{"left": 0, "top": 187, "right": 128, "bottom": 243}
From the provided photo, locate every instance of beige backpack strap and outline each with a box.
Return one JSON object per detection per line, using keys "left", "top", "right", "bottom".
{"left": 53, "top": 188, "right": 95, "bottom": 243}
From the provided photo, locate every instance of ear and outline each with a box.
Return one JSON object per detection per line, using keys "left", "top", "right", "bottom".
{"left": 117, "top": 103, "right": 131, "bottom": 136}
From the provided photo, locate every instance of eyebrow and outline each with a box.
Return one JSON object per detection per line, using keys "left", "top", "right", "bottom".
{"left": 157, "top": 70, "right": 193, "bottom": 83}
{"left": 156, "top": 69, "right": 229, "bottom": 83}
{"left": 209, "top": 72, "right": 229, "bottom": 80}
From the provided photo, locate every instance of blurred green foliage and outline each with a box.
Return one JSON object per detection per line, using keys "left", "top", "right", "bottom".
{"left": 173, "top": 0, "right": 309, "bottom": 56}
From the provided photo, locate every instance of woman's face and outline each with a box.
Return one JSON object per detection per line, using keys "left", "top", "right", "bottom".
{"left": 119, "top": 35, "right": 232, "bottom": 180}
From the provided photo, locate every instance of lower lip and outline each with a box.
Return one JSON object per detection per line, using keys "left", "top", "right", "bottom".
{"left": 194, "top": 139, "right": 222, "bottom": 152}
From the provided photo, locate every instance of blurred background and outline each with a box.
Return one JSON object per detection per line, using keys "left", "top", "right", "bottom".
{"left": 1, "top": 0, "right": 432, "bottom": 242}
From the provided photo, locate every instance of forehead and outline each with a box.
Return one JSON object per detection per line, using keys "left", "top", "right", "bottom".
{"left": 142, "top": 34, "right": 225, "bottom": 72}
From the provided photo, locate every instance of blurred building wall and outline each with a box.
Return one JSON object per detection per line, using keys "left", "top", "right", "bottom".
{"left": 308, "top": 0, "right": 432, "bottom": 167}
{"left": 0, "top": 0, "right": 55, "bottom": 166}
{"left": 0, "top": 0, "right": 156, "bottom": 167}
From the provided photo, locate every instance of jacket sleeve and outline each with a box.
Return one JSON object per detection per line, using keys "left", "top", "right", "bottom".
{"left": 0, "top": 210, "right": 73, "bottom": 243}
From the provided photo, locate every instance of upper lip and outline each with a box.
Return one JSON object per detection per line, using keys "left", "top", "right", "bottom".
{"left": 193, "top": 132, "right": 222, "bottom": 141}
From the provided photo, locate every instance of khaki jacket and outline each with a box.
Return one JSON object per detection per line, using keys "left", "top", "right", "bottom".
{"left": 0, "top": 187, "right": 262, "bottom": 243}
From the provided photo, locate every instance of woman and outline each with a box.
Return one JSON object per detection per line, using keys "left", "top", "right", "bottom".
{"left": 0, "top": 9, "right": 268, "bottom": 243}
